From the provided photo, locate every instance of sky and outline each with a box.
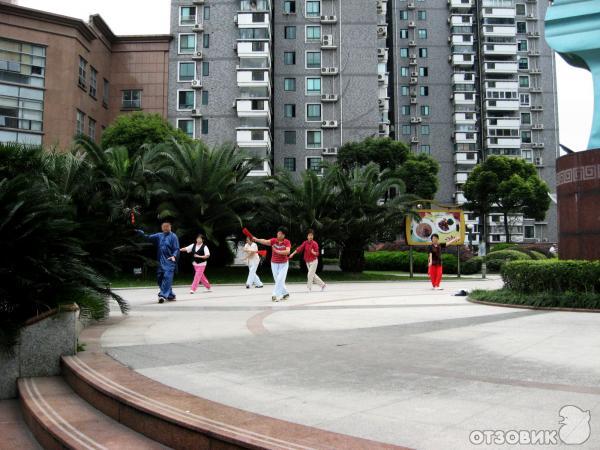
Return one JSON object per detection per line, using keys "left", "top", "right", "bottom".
{"left": 15, "top": 0, "right": 595, "bottom": 152}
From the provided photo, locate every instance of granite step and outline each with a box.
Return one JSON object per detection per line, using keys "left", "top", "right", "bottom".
{"left": 18, "top": 376, "right": 168, "bottom": 450}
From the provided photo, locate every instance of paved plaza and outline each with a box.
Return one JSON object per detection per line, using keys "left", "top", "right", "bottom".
{"left": 99, "top": 280, "right": 600, "bottom": 449}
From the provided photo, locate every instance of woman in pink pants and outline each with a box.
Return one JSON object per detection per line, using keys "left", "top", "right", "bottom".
{"left": 181, "top": 234, "right": 212, "bottom": 294}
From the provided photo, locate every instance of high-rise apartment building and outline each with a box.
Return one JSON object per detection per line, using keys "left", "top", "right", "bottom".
{"left": 168, "top": 0, "right": 387, "bottom": 176}
{"left": 0, "top": 3, "right": 171, "bottom": 148}
{"left": 390, "top": 0, "right": 558, "bottom": 243}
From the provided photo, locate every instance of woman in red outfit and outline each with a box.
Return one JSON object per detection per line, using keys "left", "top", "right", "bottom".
{"left": 428, "top": 233, "right": 460, "bottom": 290}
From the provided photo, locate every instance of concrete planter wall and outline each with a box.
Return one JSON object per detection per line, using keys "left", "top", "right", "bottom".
{"left": 0, "top": 305, "right": 79, "bottom": 399}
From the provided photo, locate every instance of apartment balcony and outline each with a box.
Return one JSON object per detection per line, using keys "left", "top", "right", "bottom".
{"left": 236, "top": 12, "right": 270, "bottom": 28}
{"left": 453, "top": 93, "right": 476, "bottom": 105}
{"left": 483, "top": 43, "right": 517, "bottom": 56}
{"left": 482, "top": 25, "right": 517, "bottom": 37}
{"left": 455, "top": 172, "right": 469, "bottom": 184}
{"left": 450, "top": 35, "right": 473, "bottom": 45}
{"left": 449, "top": 15, "right": 473, "bottom": 26}
{"left": 452, "top": 73, "right": 476, "bottom": 84}
{"left": 236, "top": 41, "right": 270, "bottom": 59}
{"left": 454, "top": 113, "right": 477, "bottom": 124}
{"left": 247, "top": 161, "right": 272, "bottom": 177}
{"left": 484, "top": 62, "right": 518, "bottom": 74}
{"left": 486, "top": 118, "right": 520, "bottom": 129}
{"left": 486, "top": 137, "right": 521, "bottom": 148}
{"left": 485, "top": 99, "right": 520, "bottom": 111}
{"left": 235, "top": 99, "right": 271, "bottom": 120}
{"left": 454, "top": 132, "right": 477, "bottom": 143}
{"left": 455, "top": 152, "right": 478, "bottom": 165}
{"left": 481, "top": 7, "right": 516, "bottom": 18}
{"left": 236, "top": 128, "right": 271, "bottom": 150}
{"left": 450, "top": 54, "right": 475, "bottom": 66}
{"left": 448, "top": 0, "right": 474, "bottom": 11}
{"left": 236, "top": 68, "right": 270, "bottom": 87}
{"left": 484, "top": 80, "right": 518, "bottom": 90}
{"left": 454, "top": 191, "right": 467, "bottom": 204}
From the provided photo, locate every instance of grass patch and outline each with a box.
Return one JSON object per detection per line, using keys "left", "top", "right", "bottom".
{"left": 469, "top": 289, "right": 600, "bottom": 310}
{"left": 109, "top": 266, "right": 432, "bottom": 288}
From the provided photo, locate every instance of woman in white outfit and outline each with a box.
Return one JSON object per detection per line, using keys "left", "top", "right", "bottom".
{"left": 243, "top": 236, "right": 263, "bottom": 289}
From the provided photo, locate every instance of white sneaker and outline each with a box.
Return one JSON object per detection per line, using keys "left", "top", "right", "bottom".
{"left": 437, "top": 287, "right": 444, "bottom": 290}
{"left": 205, "top": 288, "right": 212, "bottom": 293}
{"left": 189, "top": 290, "right": 195, "bottom": 294}
{"left": 321, "top": 284, "right": 327, "bottom": 291}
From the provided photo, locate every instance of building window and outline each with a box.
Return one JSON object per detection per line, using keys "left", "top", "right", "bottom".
{"left": 88, "top": 117, "right": 96, "bottom": 140}
{"left": 421, "top": 124, "right": 430, "bottom": 135}
{"left": 283, "top": 157, "right": 296, "bottom": 171}
{"left": 420, "top": 145, "right": 431, "bottom": 154}
{"left": 89, "top": 67, "right": 97, "bottom": 98}
{"left": 285, "top": 26, "right": 296, "bottom": 39}
{"left": 178, "top": 62, "right": 196, "bottom": 81}
{"left": 419, "top": 86, "right": 429, "bottom": 96}
{"left": 78, "top": 56, "right": 87, "bottom": 88}
{"left": 202, "top": 62, "right": 209, "bottom": 76}
{"left": 400, "top": 29, "right": 408, "bottom": 39}
{"left": 517, "top": 22, "right": 526, "bottom": 34}
{"left": 521, "top": 130, "right": 531, "bottom": 144}
{"left": 306, "top": 51, "right": 321, "bottom": 69}
{"left": 400, "top": 10, "right": 408, "bottom": 20}
{"left": 203, "top": 6, "right": 210, "bottom": 20}
{"left": 177, "top": 90, "right": 194, "bottom": 110}
{"left": 177, "top": 119, "right": 194, "bottom": 138}
{"left": 516, "top": 4, "right": 526, "bottom": 15}
{"left": 519, "top": 75, "right": 530, "bottom": 88}
{"left": 203, "top": 34, "right": 210, "bottom": 48}
{"left": 306, "top": 130, "right": 322, "bottom": 148}
{"left": 418, "top": 29, "right": 427, "bottom": 39}
{"left": 306, "top": 77, "right": 321, "bottom": 94}
{"left": 521, "top": 112, "right": 531, "bottom": 125}
{"left": 284, "top": 130, "right": 296, "bottom": 144}
{"left": 402, "top": 125, "right": 411, "bottom": 135}
{"left": 400, "top": 67, "right": 409, "bottom": 77}
{"left": 420, "top": 105, "right": 430, "bottom": 116}
{"left": 201, "top": 119, "right": 209, "bottom": 134}
{"left": 520, "top": 93, "right": 530, "bottom": 106}
{"left": 76, "top": 110, "right": 85, "bottom": 135}
{"left": 524, "top": 225, "right": 535, "bottom": 239}
{"left": 401, "top": 105, "right": 411, "bottom": 115}
{"left": 418, "top": 48, "right": 428, "bottom": 58}
{"left": 306, "top": 25, "right": 321, "bottom": 41}
{"left": 307, "top": 157, "right": 322, "bottom": 173}
{"left": 306, "top": 1, "right": 320, "bottom": 17}
{"left": 400, "top": 48, "right": 409, "bottom": 58}
{"left": 417, "top": 10, "right": 427, "bottom": 20}
{"left": 284, "top": 51, "right": 296, "bottom": 65}
{"left": 122, "top": 90, "right": 141, "bottom": 109}
{"left": 102, "top": 79, "right": 109, "bottom": 107}
{"left": 284, "top": 104, "right": 296, "bottom": 117}
{"left": 284, "top": 1, "right": 296, "bottom": 14}
{"left": 419, "top": 67, "right": 428, "bottom": 77}
{"left": 517, "top": 40, "right": 528, "bottom": 52}
{"left": 179, "top": 34, "right": 196, "bottom": 54}
{"left": 519, "top": 57, "right": 529, "bottom": 70}
{"left": 306, "top": 104, "right": 322, "bottom": 121}
{"left": 202, "top": 90, "right": 209, "bottom": 105}
{"left": 180, "top": 6, "right": 196, "bottom": 25}
{"left": 284, "top": 78, "right": 296, "bottom": 91}
{"left": 400, "top": 86, "right": 409, "bottom": 96}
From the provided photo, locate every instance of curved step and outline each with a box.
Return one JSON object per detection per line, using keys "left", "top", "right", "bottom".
{"left": 0, "top": 399, "right": 42, "bottom": 450}
{"left": 18, "top": 377, "right": 168, "bottom": 450}
{"left": 62, "top": 352, "right": 409, "bottom": 450}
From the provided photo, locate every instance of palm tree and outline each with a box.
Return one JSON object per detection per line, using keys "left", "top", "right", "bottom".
{"left": 328, "top": 163, "right": 416, "bottom": 272}
{"left": 149, "top": 140, "right": 260, "bottom": 266}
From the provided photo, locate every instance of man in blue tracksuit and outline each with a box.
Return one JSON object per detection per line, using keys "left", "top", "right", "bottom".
{"left": 137, "top": 221, "right": 180, "bottom": 303}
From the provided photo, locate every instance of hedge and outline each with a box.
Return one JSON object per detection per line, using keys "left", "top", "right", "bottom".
{"left": 469, "top": 289, "right": 600, "bottom": 310}
{"left": 501, "top": 260, "right": 600, "bottom": 294}
{"left": 485, "top": 249, "right": 531, "bottom": 272}
{"left": 364, "top": 251, "right": 481, "bottom": 275}
{"left": 462, "top": 256, "right": 483, "bottom": 274}
{"left": 489, "top": 243, "right": 517, "bottom": 253}
{"left": 529, "top": 251, "right": 547, "bottom": 260}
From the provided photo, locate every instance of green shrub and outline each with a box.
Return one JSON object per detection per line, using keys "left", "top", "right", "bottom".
{"left": 469, "top": 289, "right": 600, "bottom": 310}
{"left": 462, "top": 256, "right": 483, "bottom": 275}
{"left": 502, "top": 260, "right": 600, "bottom": 294}
{"left": 529, "top": 251, "right": 547, "bottom": 260}
{"left": 364, "top": 251, "right": 460, "bottom": 274}
{"left": 485, "top": 249, "right": 530, "bottom": 272}
{"left": 489, "top": 243, "right": 517, "bottom": 253}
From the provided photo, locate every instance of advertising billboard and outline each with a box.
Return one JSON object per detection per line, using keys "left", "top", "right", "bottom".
{"left": 406, "top": 210, "right": 465, "bottom": 246}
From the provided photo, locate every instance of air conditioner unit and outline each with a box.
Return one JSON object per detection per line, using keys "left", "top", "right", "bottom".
{"left": 192, "top": 51, "right": 203, "bottom": 60}
{"left": 378, "top": 73, "right": 387, "bottom": 82}
{"left": 410, "top": 98, "right": 417, "bottom": 104}
{"left": 321, "top": 15, "right": 337, "bottom": 23}
{"left": 534, "top": 157, "right": 543, "bottom": 166}
{"left": 409, "top": 58, "right": 417, "bottom": 65}
{"left": 409, "top": 40, "right": 416, "bottom": 47}
{"left": 321, "top": 120, "right": 339, "bottom": 128}
{"left": 321, "top": 35, "right": 334, "bottom": 47}
{"left": 234, "top": 16, "right": 238, "bottom": 24}
{"left": 321, "top": 94, "right": 339, "bottom": 102}
{"left": 410, "top": 116, "right": 421, "bottom": 123}
{"left": 377, "top": 26, "right": 388, "bottom": 38}
{"left": 409, "top": 77, "right": 418, "bottom": 84}
{"left": 532, "top": 124, "right": 544, "bottom": 130}
{"left": 408, "top": 21, "right": 416, "bottom": 27}
{"left": 321, "top": 67, "right": 339, "bottom": 75}
{"left": 531, "top": 105, "right": 543, "bottom": 111}
{"left": 448, "top": 55, "right": 453, "bottom": 62}
{"left": 323, "top": 147, "right": 339, "bottom": 155}
{"left": 410, "top": 71, "right": 418, "bottom": 77}
{"left": 192, "top": 0, "right": 204, "bottom": 4}
{"left": 191, "top": 79, "right": 203, "bottom": 88}
{"left": 377, "top": 48, "right": 387, "bottom": 58}
{"left": 193, "top": 23, "right": 204, "bottom": 32}
{"left": 408, "top": 2, "right": 415, "bottom": 9}
{"left": 191, "top": 109, "right": 202, "bottom": 117}
{"left": 410, "top": 136, "right": 419, "bottom": 143}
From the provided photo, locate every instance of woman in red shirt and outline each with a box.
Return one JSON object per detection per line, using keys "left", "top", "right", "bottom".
{"left": 253, "top": 227, "right": 291, "bottom": 302}
{"left": 290, "top": 229, "right": 326, "bottom": 291}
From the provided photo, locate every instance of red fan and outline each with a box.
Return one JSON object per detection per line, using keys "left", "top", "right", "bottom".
{"left": 258, "top": 250, "right": 267, "bottom": 257}
{"left": 242, "top": 227, "right": 255, "bottom": 239}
